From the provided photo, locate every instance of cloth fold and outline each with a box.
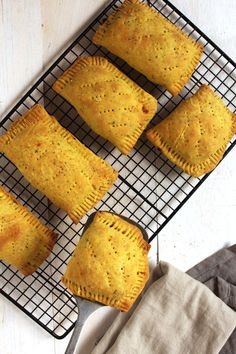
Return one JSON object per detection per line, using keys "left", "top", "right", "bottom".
{"left": 187, "top": 245, "right": 236, "bottom": 353}
{"left": 92, "top": 261, "right": 236, "bottom": 354}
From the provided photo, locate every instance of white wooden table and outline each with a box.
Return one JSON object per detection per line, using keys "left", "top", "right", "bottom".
{"left": 0, "top": 1, "right": 235, "bottom": 353}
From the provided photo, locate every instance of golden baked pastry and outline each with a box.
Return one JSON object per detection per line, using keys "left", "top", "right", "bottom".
{"left": 0, "top": 104, "right": 118, "bottom": 223}
{"left": 146, "top": 85, "right": 236, "bottom": 177}
{"left": 93, "top": 0, "right": 203, "bottom": 96}
{"left": 53, "top": 56, "right": 157, "bottom": 155}
{"left": 62, "top": 211, "right": 150, "bottom": 311}
{"left": 0, "top": 186, "right": 56, "bottom": 275}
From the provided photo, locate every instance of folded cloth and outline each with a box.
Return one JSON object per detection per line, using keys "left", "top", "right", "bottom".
{"left": 91, "top": 262, "right": 236, "bottom": 354}
{"left": 187, "top": 245, "right": 236, "bottom": 354}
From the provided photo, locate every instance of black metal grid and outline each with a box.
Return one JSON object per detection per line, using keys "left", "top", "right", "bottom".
{"left": 0, "top": 0, "right": 235, "bottom": 339}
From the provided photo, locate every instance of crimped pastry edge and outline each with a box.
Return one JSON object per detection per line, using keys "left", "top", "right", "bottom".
{"left": 0, "top": 185, "right": 57, "bottom": 276}
{"left": 146, "top": 85, "right": 235, "bottom": 177}
{"left": 62, "top": 211, "right": 150, "bottom": 312}
{"left": 93, "top": 0, "right": 203, "bottom": 96}
{"left": 53, "top": 56, "right": 158, "bottom": 154}
{"left": 0, "top": 104, "right": 118, "bottom": 223}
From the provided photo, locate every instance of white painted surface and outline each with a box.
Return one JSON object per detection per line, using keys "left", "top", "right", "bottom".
{"left": 0, "top": 1, "right": 235, "bottom": 353}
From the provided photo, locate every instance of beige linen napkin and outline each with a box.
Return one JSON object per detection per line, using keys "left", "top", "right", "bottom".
{"left": 92, "top": 262, "right": 236, "bottom": 354}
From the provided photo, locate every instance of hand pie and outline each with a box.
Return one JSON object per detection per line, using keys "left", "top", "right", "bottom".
{"left": 146, "top": 85, "right": 236, "bottom": 177}
{"left": 0, "top": 186, "right": 56, "bottom": 275}
{"left": 53, "top": 56, "right": 157, "bottom": 155}
{"left": 62, "top": 211, "right": 150, "bottom": 312}
{"left": 0, "top": 104, "right": 118, "bottom": 223}
{"left": 93, "top": 0, "right": 203, "bottom": 96}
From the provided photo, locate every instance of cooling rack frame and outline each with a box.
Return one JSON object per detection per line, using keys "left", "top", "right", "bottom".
{"left": 1, "top": 0, "right": 235, "bottom": 339}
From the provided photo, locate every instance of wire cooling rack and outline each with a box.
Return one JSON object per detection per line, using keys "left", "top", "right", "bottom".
{"left": 1, "top": 0, "right": 236, "bottom": 339}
